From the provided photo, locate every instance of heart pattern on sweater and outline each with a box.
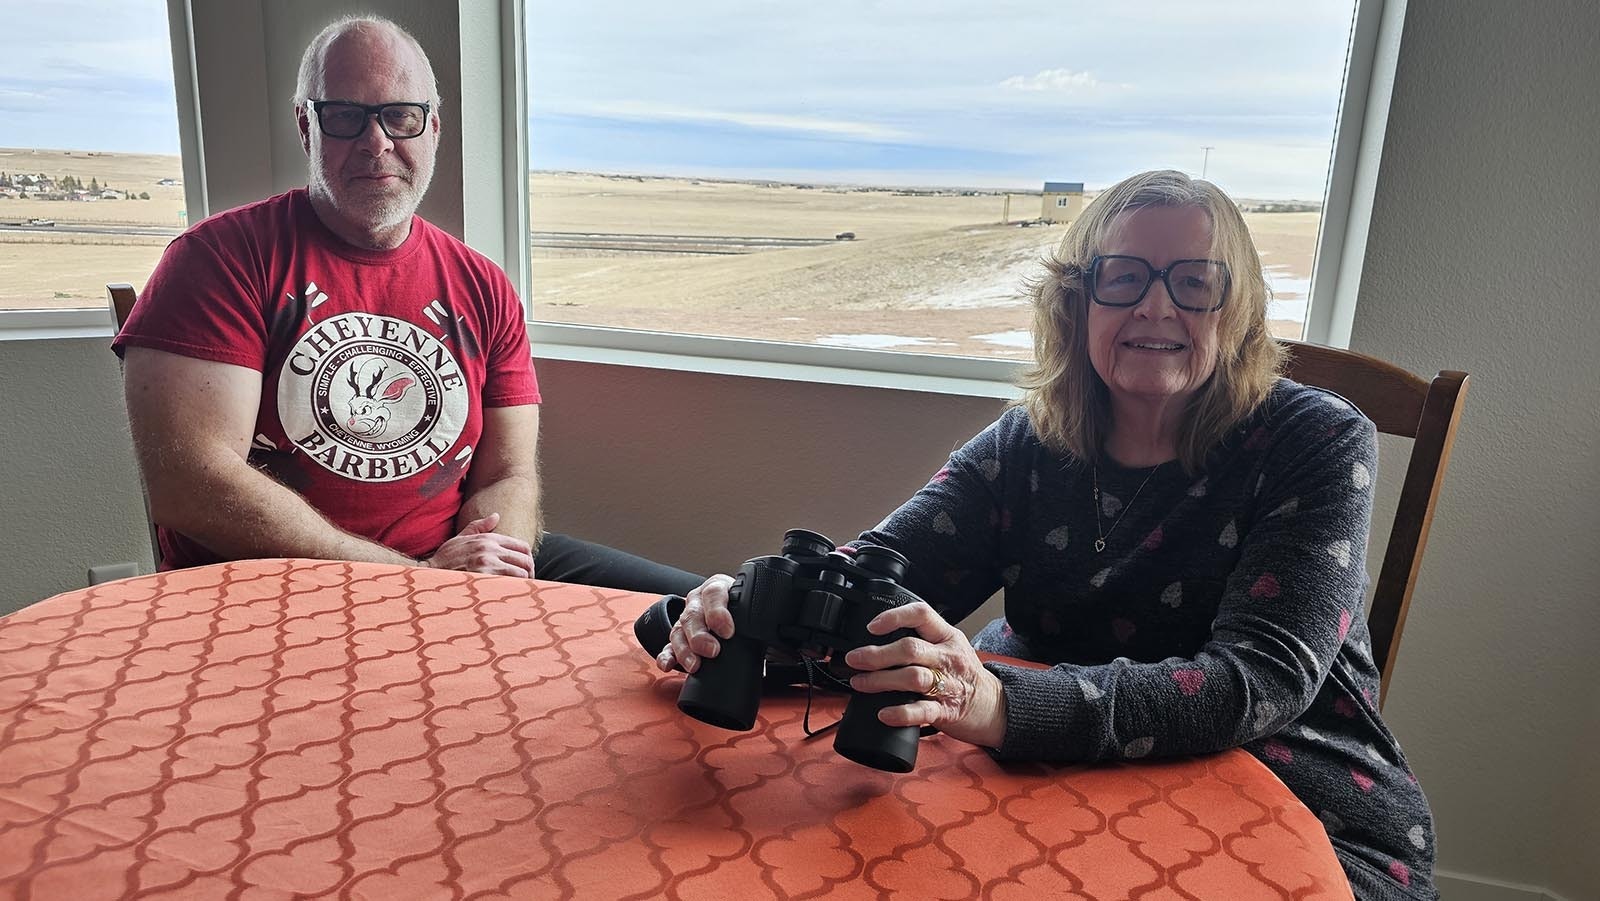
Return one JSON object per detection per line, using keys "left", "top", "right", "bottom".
{"left": 1249, "top": 573, "right": 1281, "bottom": 598}
{"left": 1123, "top": 736, "right": 1155, "bottom": 758}
{"left": 1253, "top": 701, "right": 1279, "bottom": 732}
{"left": 1218, "top": 520, "right": 1238, "bottom": 548}
{"left": 1141, "top": 526, "right": 1164, "bottom": 551}
{"left": 1351, "top": 768, "right": 1375, "bottom": 792}
{"left": 1161, "top": 582, "right": 1183, "bottom": 608}
{"left": 1262, "top": 740, "right": 1293, "bottom": 764}
{"left": 1090, "top": 567, "right": 1111, "bottom": 588}
{"left": 1408, "top": 825, "right": 1426, "bottom": 849}
{"left": 1269, "top": 497, "right": 1299, "bottom": 518}
{"left": 1077, "top": 678, "right": 1104, "bottom": 701}
{"left": 1111, "top": 618, "right": 1136, "bottom": 644}
{"left": 1327, "top": 539, "right": 1352, "bottom": 568}
{"left": 1045, "top": 526, "right": 1069, "bottom": 550}
{"left": 1353, "top": 462, "right": 1371, "bottom": 488}
{"left": 1188, "top": 478, "right": 1208, "bottom": 497}
{"left": 1171, "top": 669, "right": 1205, "bottom": 695}
{"left": 978, "top": 458, "right": 1001, "bottom": 481}
{"left": 1320, "top": 811, "right": 1345, "bottom": 833}
{"left": 933, "top": 511, "right": 957, "bottom": 535}
{"left": 1388, "top": 861, "right": 1411, "bottom": 887}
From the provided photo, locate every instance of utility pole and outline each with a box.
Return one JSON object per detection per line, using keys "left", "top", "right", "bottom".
{"left": 1200, "top": 146, "right": 1215, "bottom": 179}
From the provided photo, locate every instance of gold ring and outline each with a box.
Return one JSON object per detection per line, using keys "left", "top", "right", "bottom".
{"left": 926, "top": 667, "right": 950, "bottom": 699}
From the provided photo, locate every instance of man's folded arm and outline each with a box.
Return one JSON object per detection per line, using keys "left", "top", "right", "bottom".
{"left": 122, "top": 346, "right": 420, "bottom": 566}
{"left": 456, "top": 404, "right": 542, "bottom": 553}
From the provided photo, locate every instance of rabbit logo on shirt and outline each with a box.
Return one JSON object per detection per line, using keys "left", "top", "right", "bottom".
{"left": 278, "top": 306, "right": 468, "bottom": 483}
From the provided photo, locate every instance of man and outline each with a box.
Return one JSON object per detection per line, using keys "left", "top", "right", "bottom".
{"left": 114, "top": 15, "right": 699, "bottom": 594}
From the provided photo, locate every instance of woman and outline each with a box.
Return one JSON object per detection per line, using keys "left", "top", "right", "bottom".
{"left": 659, "top": 170, "right": 1436, "bottom": 900}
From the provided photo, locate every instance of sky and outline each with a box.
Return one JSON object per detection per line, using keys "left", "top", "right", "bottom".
{"left": 528, "top": 0, "right": 1357, "bottom": 198}
{"left": 0, "top": 0, "right": 1356, "bottom": 200}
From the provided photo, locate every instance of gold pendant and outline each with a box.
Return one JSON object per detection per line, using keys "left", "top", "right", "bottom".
{"left": 1094, "top": 538, "right": 1106, "bottom": 553}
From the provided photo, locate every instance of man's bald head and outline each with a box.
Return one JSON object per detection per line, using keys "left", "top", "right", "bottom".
{"left": 294, "top": 15, "right": 441, "bottom": 110}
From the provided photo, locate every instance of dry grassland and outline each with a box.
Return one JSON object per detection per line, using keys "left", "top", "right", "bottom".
{"left": 531, "top": 172, "right": 1317, "bottom": 355}
{"left": 3, "top": 152, "right": 1317, "bottom": 355}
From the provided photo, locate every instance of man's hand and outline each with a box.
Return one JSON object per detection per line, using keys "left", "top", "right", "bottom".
{"left": 422, "top": 512, "right": 535, "bottom": 577}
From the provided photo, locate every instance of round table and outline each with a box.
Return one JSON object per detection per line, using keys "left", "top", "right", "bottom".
{"left": 0, "top": 559, "right": 1352, "bottom": 899}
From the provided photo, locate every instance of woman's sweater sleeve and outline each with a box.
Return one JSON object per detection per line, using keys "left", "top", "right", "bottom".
{"left": 856, "top": 412, "right": 1028, "bottom": 624}
{"left": 990, "top": 401, "right": 1378, "bottom": 762}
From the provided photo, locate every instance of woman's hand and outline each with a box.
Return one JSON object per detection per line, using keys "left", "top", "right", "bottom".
{"left": 656, "top": 574, "right": 736, "bottom": 673}
{"left": 843, "top": 602, "right": 1007, "bottom": 750}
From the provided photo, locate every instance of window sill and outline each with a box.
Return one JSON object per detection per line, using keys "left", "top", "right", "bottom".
{"left": 528, "top": 322, "right": 1025, "bottom": 400}
{"left": 0, "top": 308, "right": 113, "bottom": 341}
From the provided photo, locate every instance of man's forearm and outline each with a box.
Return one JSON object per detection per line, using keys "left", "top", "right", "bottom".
{"left": 147, "top": 449, "right": 418, "bottom": 566}
{"left": 457, "top": 474, "right": 541, "bottom": 552}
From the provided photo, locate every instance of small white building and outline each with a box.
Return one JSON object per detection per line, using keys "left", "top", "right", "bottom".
{"left": 1041, "top": 181, "right": 1085, "bottom": 224}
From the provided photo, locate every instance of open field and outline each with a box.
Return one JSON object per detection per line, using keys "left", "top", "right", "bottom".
{"left": 1, "top": 151, "right": 1316, "bottom": 351}
{"left": 529, "top": 172, "right": 1317, "bottom": 353}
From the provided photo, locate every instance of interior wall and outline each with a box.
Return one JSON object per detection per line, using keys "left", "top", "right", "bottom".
{"left": 533, "top": 360, "right": 1006, "bottom": 579}
{"left": 1346, "top": 0, "right": 1600, "bottom": 897}
{"left": 0, "top": 339, "right": 154, "bottom": 614}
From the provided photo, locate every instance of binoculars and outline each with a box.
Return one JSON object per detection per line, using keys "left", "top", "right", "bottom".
{"left": 634, "top": 529, "right": 926, "bottom": 772}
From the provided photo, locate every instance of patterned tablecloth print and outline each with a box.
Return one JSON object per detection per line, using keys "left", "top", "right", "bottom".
{"left": 0, "top": 559, "right": 1353, "bottom": 900}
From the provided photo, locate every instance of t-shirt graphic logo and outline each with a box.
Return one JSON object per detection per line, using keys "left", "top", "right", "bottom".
{"left": 344, "top": 357, "right": 415, "bottom": 438}
{"left": 279, "top": 309, "right": 469, "bottom": 483}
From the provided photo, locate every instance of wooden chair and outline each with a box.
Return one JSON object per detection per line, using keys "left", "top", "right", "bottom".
{"left": 108, "top": 283, "right": 162, "bottom": 569}
{"left": 1278, "top": 339, "right": 1468, "bottom": 706}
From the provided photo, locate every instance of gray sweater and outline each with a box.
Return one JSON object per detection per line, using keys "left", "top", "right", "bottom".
{"left": 859, "top": 380, "right": 1436, "bottom": 901}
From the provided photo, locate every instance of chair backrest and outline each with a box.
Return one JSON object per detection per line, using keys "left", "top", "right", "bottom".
{"left": 1278, "top": 339, "right": 1468, "bottom": 706}
{"left": 108, "top": 282, "right": 137, "bottom": 329}
{"left": 107, "top": 283, "right": 162, "bottom": 569}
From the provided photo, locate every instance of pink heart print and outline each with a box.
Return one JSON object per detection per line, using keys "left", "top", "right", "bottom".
{"left": 1262, "top": 740, "right": 1294, "bottom": 764}
{"left": 1171, "top": 669, "right": 1205, "bottom": 696}
{"left": 1351, "top": 768, "right": 1375, "bottom": 792}
{"left": 1250, "top": 573, "right": 1281, "bottom": 598}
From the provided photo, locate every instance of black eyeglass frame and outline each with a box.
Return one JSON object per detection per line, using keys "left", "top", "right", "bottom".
{"left": 1086, "top": 254, "right": 1232, "bottom": 313}
{"left": 308, "top": 100, "right": 433, "bottom": 140}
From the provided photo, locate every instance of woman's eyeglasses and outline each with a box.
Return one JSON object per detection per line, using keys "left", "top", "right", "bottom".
{"left": 1085, "top": 254, "right": 1230, "bottom": 312}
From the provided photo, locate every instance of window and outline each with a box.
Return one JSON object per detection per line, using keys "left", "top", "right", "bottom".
{"left": 0, "top": 0, "right": 186, "bottom": 314}
{"left": 525, "top": 2, "right": 1358, "bottom": 359}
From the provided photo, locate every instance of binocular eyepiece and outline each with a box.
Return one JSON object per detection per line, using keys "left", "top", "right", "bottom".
{"left": 635, "top": 529, "right": 925, "bottom": 772}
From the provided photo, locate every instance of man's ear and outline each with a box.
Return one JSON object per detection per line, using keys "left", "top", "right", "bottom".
{"left": 297, "top": 103, "right": 312, "bottom": 156}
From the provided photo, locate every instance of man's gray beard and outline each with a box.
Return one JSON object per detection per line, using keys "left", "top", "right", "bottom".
{"left": 311, "top": 164, "right": 434, "bottom": 233}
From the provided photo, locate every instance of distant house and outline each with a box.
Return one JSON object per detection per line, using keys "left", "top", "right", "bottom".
{"left": 100, "top": 189, "right": 123, "bottom": 200}
{"left": 1041, "top": 181, "right": 1084, "bottom": 224}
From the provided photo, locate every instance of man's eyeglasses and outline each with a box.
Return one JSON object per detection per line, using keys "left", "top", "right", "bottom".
{"left": 1086, "top": 254, "right": 1231, "bottom": 312}
{"left": 308, "top": 100, "right": 431, "bottom": 140}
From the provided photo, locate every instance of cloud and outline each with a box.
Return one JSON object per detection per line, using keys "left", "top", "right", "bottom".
{"left": 567, "top": 101, "right": 913, "bottom": 143}
{"left": 1000, "top": 68, "right": 1104, "bottom": 93}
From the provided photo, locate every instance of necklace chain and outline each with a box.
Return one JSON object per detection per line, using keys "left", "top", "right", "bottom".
{"left": 1092, "top": 463, "right": 1162, "bottom": 553}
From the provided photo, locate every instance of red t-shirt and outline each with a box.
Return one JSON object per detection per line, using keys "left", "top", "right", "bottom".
{"left": 113, "top": 189, "right": 541, "bottom": 569}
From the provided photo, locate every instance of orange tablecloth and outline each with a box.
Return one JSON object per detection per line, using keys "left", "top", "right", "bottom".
{"left": 1, "top": 559, "right": 1352, "bottom": 900}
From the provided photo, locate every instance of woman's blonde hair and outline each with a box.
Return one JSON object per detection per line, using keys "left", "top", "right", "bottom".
{"left": 1016, "top": 169, "right": 1284, "bottom": 474}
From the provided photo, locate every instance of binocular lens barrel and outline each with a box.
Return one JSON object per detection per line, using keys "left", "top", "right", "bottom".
{"left": 833, "top": 689, "right": 923, "bottom": 773}
{"left": 781, "top": 529, "right": 835, "bottom": 559}
{"left": 677, "top": 637, "right": 766, "bottom": 731}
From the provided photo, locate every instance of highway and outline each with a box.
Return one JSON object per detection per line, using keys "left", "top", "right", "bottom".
{"left": 0, "top": 222, "right": 841, "bottom": 255}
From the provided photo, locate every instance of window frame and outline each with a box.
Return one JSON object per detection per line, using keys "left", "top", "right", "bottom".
{"left": 510, "top": 0, "right": 1397, "bottom": 392}
{"left": 2, "top": 0, "right": 1397, "bottom": 384}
